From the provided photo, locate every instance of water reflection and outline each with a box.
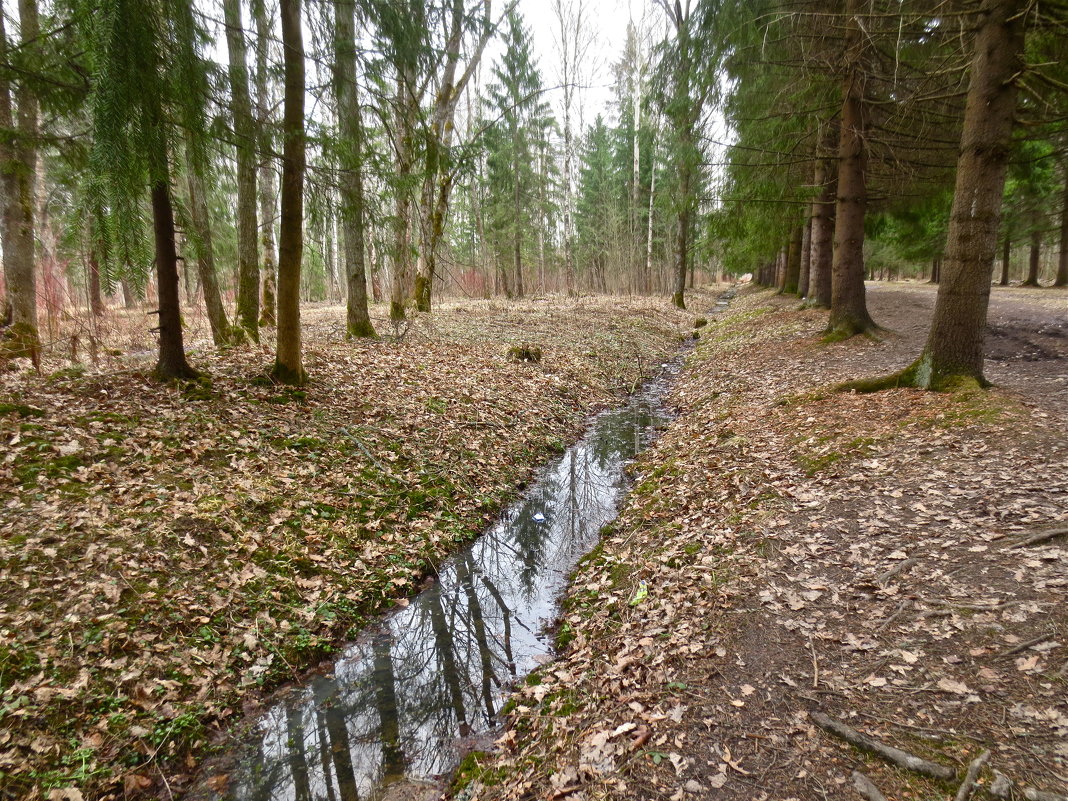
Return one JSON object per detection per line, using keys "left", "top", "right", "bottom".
{"left": 225, "top": 371, "right": 675, "bottom": 801}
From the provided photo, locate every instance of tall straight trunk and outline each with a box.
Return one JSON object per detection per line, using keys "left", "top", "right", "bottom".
{"left": 557, "top": 4, "right": 577, "bottom": 296}
{"left": 809, "top": 155, "right": 835, "bottom": 308}
{"left": 390, "top": 68, "right": 416, "bottom": 321}
{"left": 1057, "top": 174, "right": 1068, "bottom": 287}
{"left": 252, "top": 0, "right": 277, "bottom": 326}
{"left": 907, "top": 0, "right": 1026, "bottom": 388}
{"left": 224, "top": 0, "right": 260, "bottom": 340}
{"left": 334, "top": 0, "right": 375, "bottom": 337}
{"left": 87, "top": 247, "right": 104, "bottom": 317}
{"left": 1000, "top": 235, "right": 1011, "bottom": 285}
{"left": 271, "top": 0, "right": 306, "bottom": 385}
{"left": 798, "top": 217, "right": 812, "bottom": 298}
{"left": 0, "top": 0, "right": 40, "bottom": 362}
{"left": 827, "top": 0, "right": 876, "bottom": 337}
{"left": 151, "top": 179, "right": 197, "bottom": 379}
{"left": 186, "top": 155, "right": 234, "bottom": 346}
{"left": 644, "top": 124, "right": 658, "bottom": 295}
{"left": 783, "top": 224, "right": 802, "bottom": 295}
{"left": 1023, "top": 224, "right": 1041, "bottom": 286}
{"left": 513, "top": 153, "right": 524, "bottom": 298}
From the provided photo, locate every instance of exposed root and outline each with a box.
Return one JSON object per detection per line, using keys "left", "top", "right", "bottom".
{"left": 810, "top": 711, "right": 956, "bottom": 781}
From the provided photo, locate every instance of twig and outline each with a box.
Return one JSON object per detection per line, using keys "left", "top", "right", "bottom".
{"left": 1008, "top": 526, "right": 1068, "bottom": 549}
{"left": 852, "top": 771, "right": 888, "bottom": 801}
{"left": 999, "top": 633, "right": 1053, "bottom": 658}
{"left": 876, "top": 599, "right": 909, "bottom": 632}
{"left": 878, "top": 557, "right": 919, "bottom": 585}
{"left": 808, "top": 635, "right": 819, "bottom": 688}
{"left": 810, "top": 711, "right": 956, "bottom": 781}
{"left": 953, "top": 750, "right": 990, "bottom": 801}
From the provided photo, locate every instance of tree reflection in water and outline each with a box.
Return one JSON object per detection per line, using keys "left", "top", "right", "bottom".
{"left": 227, "top": 371, "right": 675, "bottom": 801}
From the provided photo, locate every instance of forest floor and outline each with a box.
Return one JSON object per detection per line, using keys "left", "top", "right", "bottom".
{"left": 0, "top": 293, "right": 705, "bottom": 801}
{"left": 459, "top": 283, "right": 1068, "bottom": 801}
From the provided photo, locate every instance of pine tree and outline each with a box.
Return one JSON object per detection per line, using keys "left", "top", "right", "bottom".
{"left": 484, "top": 10, "right": 551, "bottom": 299}
{"left": 82, "top": 0, "right": 210, "bottom": 380}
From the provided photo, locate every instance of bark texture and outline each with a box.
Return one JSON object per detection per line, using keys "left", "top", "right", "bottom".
{"left": 271, "top": 0, "right": 306, "bottom": 385}
{"left": 186, "top": 160, "right": 234, "bottom": 346}
{"left": 826, "top": 0, "right": 876, "bottom": 337}
{"left": 224, "top": 0, "right": 260, "bottom": 339}
{"left": 333, "top": 0, "right": 375, "bottom": 337}
{"left": 798, "top": 217, "right": 812, "bottom": 299}
{"left": 783, "top": 224, "right": 802, "bottom": 296}
{"left": 253, "top": 0, "right": 277, "bottom": 326}
{"left": 808, "top": 155, "right": 835, "bottom": 308}
{"left": 1057, "top": 174, "right": 1068, "bottom": 287}
{"left": 0, "top": 0, "right": 40, "bottom": 363}
{"left": 848, "top": 0, "right": 1027, "bottom": 391}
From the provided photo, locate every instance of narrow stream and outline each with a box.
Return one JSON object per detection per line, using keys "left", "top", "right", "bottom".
{"left": 207, "top": 333, "right": 709, "bottom": 801}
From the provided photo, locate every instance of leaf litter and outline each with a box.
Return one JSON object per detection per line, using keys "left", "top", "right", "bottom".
{"left": 457, "top": 284, "right": 1067, "bottom": 801}
{"left": 0, "top": 294, "right": 701, "bottom": 800}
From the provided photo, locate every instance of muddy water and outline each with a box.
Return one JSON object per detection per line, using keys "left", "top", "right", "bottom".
{"left": 212, "top": 358, "right": 688, "bottom": 801}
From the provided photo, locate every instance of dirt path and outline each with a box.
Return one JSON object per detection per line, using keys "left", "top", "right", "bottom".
{"left": 462, "top": 284, "right": 1068, "bottom": 801}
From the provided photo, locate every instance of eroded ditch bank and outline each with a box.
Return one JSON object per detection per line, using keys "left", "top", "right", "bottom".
{"left": 190, "top": 294, "right": 736, "bottom": 801}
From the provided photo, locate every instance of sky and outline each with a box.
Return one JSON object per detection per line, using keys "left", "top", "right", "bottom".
{"left": 508, "top": 0, "right": 668, "bottom": 131}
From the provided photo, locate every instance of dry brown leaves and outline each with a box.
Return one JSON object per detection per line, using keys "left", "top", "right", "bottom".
{"left": 0, "top": 294, "right": 701, "bottom": 801}
{"left": 462, "top": 284, "right": 1067, "bottom": 801}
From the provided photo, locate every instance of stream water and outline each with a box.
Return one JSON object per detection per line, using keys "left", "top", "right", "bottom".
{"left": 211, "top": 351, "right": 695, "bottom": 801}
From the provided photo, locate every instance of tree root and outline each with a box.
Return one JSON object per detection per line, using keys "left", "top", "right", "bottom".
{"left": 810, "top": 711, "right": 956, "bottom": 780}
{"left": 851, "top": 771, "right": 888, "bottom": 801}
{"left": 953, "top": 749, "right": 989, "bottom": 801}
{"left": 1007, "top": 526, "right": 1068, "bottom": 549}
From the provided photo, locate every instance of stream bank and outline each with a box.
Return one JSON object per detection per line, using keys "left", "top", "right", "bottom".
{"left": 458, "top": 284, "right": 1067, "bottom": 801}
{"left": 0, "top": 293, "right": 713, "bottom": 801}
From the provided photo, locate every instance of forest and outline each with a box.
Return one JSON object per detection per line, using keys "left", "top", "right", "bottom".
{"left": 0, "top": 0, "right": 1066, "bottom": 799}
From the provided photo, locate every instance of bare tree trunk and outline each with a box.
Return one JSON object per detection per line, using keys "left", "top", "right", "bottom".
{"left": 783, "top": 224, "right": 802, "bottom": 295}
{"left": 999, "top": 235, "right": 1011, "bottom": 285}
{"left": 151, "top": 179, "right": 197, "bottom": 380}
{"left": 1057, "top": 172, "right": 1068, "bottom": 287}
{"left": 798, "top": 217, "right": 812, "bottom": 298}
{"left": 186, "top": 155, "right": 234, "bottom": 346}
{"left": 87, "top": 247, "right": 104, "bottom": 317}
{"left": 271, "top": 0, "right": 306, "bottom": 385}
{"left": 252, "top": 0, "right": 277, "bottom": 326}
{"left": 1022, "top": 219, "right": 1041, "bottom": 286}
{"left": 888, "top": 0, "right": 1027, "bottom": 390}
{"left": 826, "top": 0, "right": 876, "bottom": 337}
{"left": 0, "top": 0, "right": 40, "bottom": 363}
{"left": 224, "top": 0, "right": 260, "bottom": 340}
{"left": 808, "top": 153, "right": 835, "bottom": 308}
{"left": 334, "top": 0, "right": 375, "bottom": 337}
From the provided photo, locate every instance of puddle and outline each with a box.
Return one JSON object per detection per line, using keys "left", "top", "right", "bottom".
{"left": 201, "top": 343, "right": 701, "bottom": 800}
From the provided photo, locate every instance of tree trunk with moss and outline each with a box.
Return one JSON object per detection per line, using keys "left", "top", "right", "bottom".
{"left": 844, "top": 0, "right": 1027, "bottom": 392}
{"left": 826, "top": 0, "right": 876, "bottom": 338}
{"left": 253, "top": 0, "right": 277, "bottom": 326}
{"left": 0, "top": 0, "right": 40, "bottom": 363}
{"left": 186, "top": 158, "right": 234, "bottom": 347}
{"left": 224, "top": 0, "right": 260, "bottom": 340}
{"left": 271, "top": 0, "right": 306, "bottom": 385}
{"left": 334, "top": 0, "right": 375, "bottom": 338}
